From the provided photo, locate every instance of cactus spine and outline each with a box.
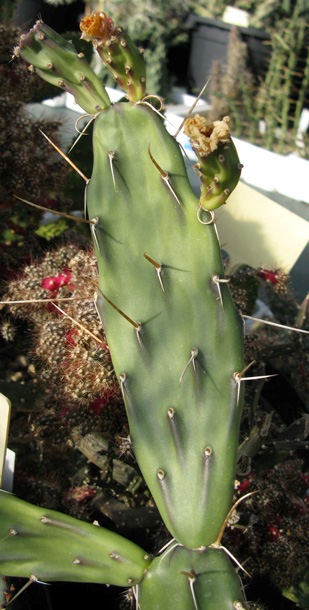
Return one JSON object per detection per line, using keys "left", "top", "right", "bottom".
{"left": 1, "top": 12, "right": 249, "bottom": 609}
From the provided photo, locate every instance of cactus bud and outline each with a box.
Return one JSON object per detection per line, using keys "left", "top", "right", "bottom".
{"left": 184, "top": 115, "right": 242, "bottom": 210}
{"left": 17, "top": 20, "right": 111, "bottom": 114}
{"left": 80, "top": 12, "right": 146, "bottom": 102}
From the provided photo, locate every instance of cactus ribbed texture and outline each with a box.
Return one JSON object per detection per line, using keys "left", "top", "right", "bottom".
{"left": 88, "top": 101, "right": 244, "bottom": 548}
{"left": 138, "top": 543, "right": 247, "bottom": 610}
{"left": 0, "top": 11, "right": 249, "bottom": 609}
{"left": 0, "top": 490, "right": 151, "bottom": 586}
{"left": 16, "top": 21, "right": 111, "bottom": 114}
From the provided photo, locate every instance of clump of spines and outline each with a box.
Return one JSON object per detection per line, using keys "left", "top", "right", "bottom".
{"left": 0, "top": 23, "right": 74, "bottom": 280}
{"left": 225, "top": 459, "right": 309, "bottom": 601}
{"left": 1, "top": 245, "right": 121, "bottom": 407}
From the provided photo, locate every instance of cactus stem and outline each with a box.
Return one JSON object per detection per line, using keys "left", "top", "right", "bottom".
{"left": 148, "top": 146, "right": 182, "bottom": 208}
{"left": 50, "top": 302, "right": 106, "bottom": 346}
{"left": 108, "top": 150, "right": 117, "bottom": 187}
{"left": 144, "top": 253, "right": 165, "bottom": 291}
{"left": 212, "top": 274, "right": 231, "bottom": 306}
{"left": 179, "top": 347, "right": 199, "bottom": 384}
{"left": 196, "top": 207, "right": 215, "bottom": 225}
{"left": 39, "top": 129, "right": 89, "bottom": 182}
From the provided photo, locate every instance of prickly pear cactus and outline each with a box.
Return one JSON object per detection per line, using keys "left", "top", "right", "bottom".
{"left": 88, "top": 100, "right": 244, "bottom": 548}
{"left": 0, "top": 11, "right": 250, "bottom": 609}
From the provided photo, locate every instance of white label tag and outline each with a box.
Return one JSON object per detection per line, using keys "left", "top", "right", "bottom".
{"left": 0, "top": 393, "right": 12, "bottom": 489}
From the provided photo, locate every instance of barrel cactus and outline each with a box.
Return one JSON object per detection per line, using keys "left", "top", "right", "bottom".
{"left": 1, "top": 11, "right": 252, "bottom": 609}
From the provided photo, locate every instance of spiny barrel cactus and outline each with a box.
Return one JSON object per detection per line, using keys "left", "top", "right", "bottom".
{"left": 1, "top": 11, "right": 250, "bottom": 609}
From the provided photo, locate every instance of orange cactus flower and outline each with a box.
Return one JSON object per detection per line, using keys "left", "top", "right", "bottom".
{"left": 80, "top": 12, "right": 116, "bottom": 43}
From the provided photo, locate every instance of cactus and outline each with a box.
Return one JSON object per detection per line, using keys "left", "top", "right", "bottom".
{"left": 0, "top": 11, "right": 251, "bottom": 609}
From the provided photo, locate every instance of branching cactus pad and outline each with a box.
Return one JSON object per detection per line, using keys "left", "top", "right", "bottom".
{"left": 0, "top": 11, "right": 250, "bottom": 610}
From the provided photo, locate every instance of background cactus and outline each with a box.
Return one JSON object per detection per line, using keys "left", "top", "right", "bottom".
{"left": 0, "top": 10, "right": 307, "bottom": 610}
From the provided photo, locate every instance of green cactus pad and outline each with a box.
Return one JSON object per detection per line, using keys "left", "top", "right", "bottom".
{"left": 138, "top": 543, "right": 248, "bottom": 610}
{"left": 87, "top": 101, "right": 244, "bottom": 548}
{"left": 0, "top": 491, "right": 151, "bottom": 585}
{"left": 17, "top": 21, "right": 111, "bottom": 114}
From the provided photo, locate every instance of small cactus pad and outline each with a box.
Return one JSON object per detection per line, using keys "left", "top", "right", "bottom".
{"left": 0, "top": 491, "right": 151, "bottom": 586}
{"left": 80, "top": 11, "right": 146, "bottom": 102}
{"left": 138, "top": 543, "right": 248, "bottom": 610}
{"left": 17, "top": 20, "right": 111, "bottom": 114}
{"left": 87, "top": 101, "right": 244, "bottom": 548}
{"left": 184, "top": 115, "right": 242, "bottom": 210}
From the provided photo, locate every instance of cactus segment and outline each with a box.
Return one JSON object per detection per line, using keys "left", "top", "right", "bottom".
{"left": 184, "top": 115, "right": 242, "bottom": 210}
{"left": 87, "top": 101, "right": 244, "bottom": 548}
{"left": 137, "top": 544, "right": 248, "bottom": 610}
{"left": 17, "top": 21, "right": 111, "bottom": 115}
{"left": 80, "top": 12, "right": 146, "bottom": 102}
{"left": 0, "top": 491, "right": 151, "bottom": 586}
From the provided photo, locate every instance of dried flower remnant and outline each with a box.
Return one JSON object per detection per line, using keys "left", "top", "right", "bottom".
{"left": 80, "top": 12, "right": 116, "bottom": 43}
{"left": 184, "top": 115, "right": 231, "bottom": 156}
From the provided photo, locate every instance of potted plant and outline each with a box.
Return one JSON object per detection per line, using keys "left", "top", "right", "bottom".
{"left": 13, "top": 0, "right": 86, "bottom": 33}
{"left": 186, "top": 0, "right": 309, "bottom": 155}
{"left": 0, "top": 10, "right": 308, "bottom": 610}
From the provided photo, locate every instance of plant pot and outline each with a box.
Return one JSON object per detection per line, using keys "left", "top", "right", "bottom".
{"left": 13, "top": 0, "right": 85, "bottom": 33}
{"left": 186, "top": 13, "right": 271, "bottom": 92}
